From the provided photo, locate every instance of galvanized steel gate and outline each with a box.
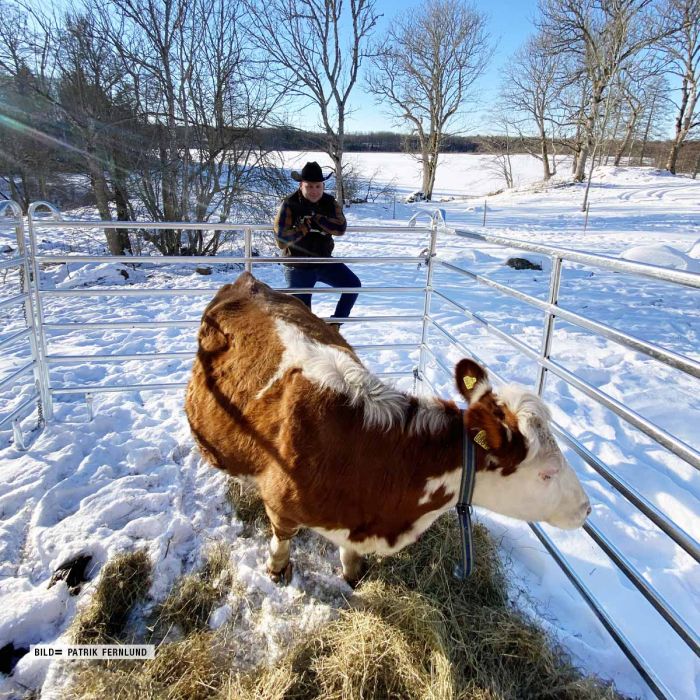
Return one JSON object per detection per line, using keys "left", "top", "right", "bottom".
{"left": 0, "top": 201, "right": 698, "bottom": 698}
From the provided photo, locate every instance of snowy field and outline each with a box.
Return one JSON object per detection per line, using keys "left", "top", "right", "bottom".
{"left": 0, "top": 154, "right": 698, "bottom": 699}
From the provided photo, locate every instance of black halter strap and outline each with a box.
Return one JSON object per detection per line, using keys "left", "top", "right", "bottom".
{"left": 454, "top": 420, "right": 477, "bottom": 579}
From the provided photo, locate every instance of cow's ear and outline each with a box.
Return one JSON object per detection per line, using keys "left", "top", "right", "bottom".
{"left": 455, "top": 358, "right": 491, "bottom": 403}
{"left": 465, "top": 402, "right": 503, "bottom": 451}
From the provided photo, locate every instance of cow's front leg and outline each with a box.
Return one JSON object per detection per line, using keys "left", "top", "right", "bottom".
{"left": 266, "top": 519, "right": 298, "bottom": 584}
{"left": 340, "top": 547, "right": 367, "bottom": 588}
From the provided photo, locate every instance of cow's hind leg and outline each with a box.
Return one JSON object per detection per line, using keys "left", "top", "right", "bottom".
{"left": 340, "top": 547, "right": 368, "bottom": 588}
{"left": 266, "top": 517, "right": 298, "bottom": 584}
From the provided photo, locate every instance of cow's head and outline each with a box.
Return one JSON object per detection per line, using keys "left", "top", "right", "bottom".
{"left": 455, "top": 359, "right": 590, "bottom": 529}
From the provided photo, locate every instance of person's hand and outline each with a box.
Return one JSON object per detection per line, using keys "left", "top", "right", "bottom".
{"left": 297, "top": 216, "right": 312, "bottom": 235}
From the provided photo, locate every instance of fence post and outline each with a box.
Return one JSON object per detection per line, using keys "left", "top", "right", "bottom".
{"left": 417, "top": 213, "right": 440, "bottom": 385}
{"left": 535, "top": 255, "right": 563, "bottom": 395}
{"left": 26, "top": 202, "right": 61, "bottom": 422}
{"left": 244, "top": 227, "right": 252, "bottom": 273}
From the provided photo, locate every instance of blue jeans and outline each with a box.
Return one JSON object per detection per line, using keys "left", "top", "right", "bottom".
{"left": 284, "top": 262, "right": 361, "bottom": 320}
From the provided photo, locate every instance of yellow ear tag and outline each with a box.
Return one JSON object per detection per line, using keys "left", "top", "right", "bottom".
{"left": 474, "top": 429, "right": 490, "bottom": 451}
{"left": 463, "top": 375, "right": 477, "bottom": 390}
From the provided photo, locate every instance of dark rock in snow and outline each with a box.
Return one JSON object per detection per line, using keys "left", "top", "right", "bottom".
{"left": 0, "top": 642, "right": 29, "bottom": 675}
{"left": 48, "top": 554, "right": 93, "bottom": 594}
{"left": 195, "top": 266, "right": 213, "bottom": 275}
{"left": 506, "top": 257, "right": 542, "bottom": 271}
{"left": 0, "top": 245, "right": 14, "bottom": 254}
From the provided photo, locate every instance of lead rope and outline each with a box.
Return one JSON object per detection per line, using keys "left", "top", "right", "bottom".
{"left": 454, "top": 423, "right": 476, "bottom": 579}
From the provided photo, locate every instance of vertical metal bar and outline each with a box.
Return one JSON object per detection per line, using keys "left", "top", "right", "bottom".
{"left": 12, "top": 203, "right": 44, "bottom": 425}
{"left": 535, "top": 256, "right": 563, "bottom": 395}
{"left": 85, "top": 393, "right": 94, "bottom": 422}
{"left": 244, "top": 226, "right": 252, "bottom": 273}
{"left": 26, "top": 203, "right": 59, "bottom": 421}
{"left": 417, "top": 214, "right": 439, "bottom": 382}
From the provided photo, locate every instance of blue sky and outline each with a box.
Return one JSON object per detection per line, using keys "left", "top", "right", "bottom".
{"left": 286, "top": 0, "right": 541, "bottom": 134}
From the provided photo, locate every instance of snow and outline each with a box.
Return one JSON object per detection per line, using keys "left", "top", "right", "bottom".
{"left": 620, "top": 244, "right": 700, "bottom": 272}
{"left": 0, "top": 157, "right": 699, "bottom": 699}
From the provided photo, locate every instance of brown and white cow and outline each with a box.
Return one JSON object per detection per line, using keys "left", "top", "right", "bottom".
{"left": 185, "top": 272, "right": 590, "bottom": 585}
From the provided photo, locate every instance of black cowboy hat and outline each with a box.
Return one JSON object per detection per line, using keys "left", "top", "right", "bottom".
{"left": 291, "top": 161, "right": 333, "bottom": 182}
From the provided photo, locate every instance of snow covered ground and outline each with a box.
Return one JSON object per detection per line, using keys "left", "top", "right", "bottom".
{"left": 0, "top": 156, "right": 698, "bottom": 699}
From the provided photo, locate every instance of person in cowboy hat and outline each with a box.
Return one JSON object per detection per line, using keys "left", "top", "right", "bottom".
{"left": 273, "top": 161, "right": 361, "bottom": 326}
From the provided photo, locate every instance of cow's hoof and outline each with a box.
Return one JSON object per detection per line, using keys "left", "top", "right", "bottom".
{"left": 343, "top": 561, "right": 369, "bottom": 589}
{"left": 268, "top": 561, "right": 293, "bottom": 585}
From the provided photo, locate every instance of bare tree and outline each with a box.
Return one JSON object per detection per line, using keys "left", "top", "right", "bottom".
{"left": 538, "top": 0, "right": 662, "bottom": 182}
{"left": 368, "top": 0, "right": 491, "bottom": 200}
{"left": 0, "top": 1, "right": 63, "bottom": 210}
{"left": 636, "top": 75, "right": 671, "bottom": 164}
{"left": 90, "top": 0, "right": 282, "bottom": 254}
{"left": 657, "top": 0, "right": 700, "bottom": 173}
{"left": 501, "top": 33, "right": 562, "bottom": 180}
{"left": 607, "top": 58, "right": 667, "bottom": 165}
{"left": 245, "top": 0, "right": 379, "bottom": 204}
{"left": 56, "top": 13, "right": 136, "bottom": 254}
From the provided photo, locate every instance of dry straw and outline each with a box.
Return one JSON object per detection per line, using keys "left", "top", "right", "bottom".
{"left": 67, "top": 488, "right": 625, "bottom": 700}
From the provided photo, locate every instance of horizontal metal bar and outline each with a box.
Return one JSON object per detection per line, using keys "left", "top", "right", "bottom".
{"left": 432, "top": 289, "right": 539, "bottom": 358}
{"left": 354, "top": 343, "right": 418, "bottom": 352}
{"left": 40, "top": 285, "right": 425, "bottom": 298}
{"left": 452, "top": 228, "right": 700, "bottom": 289}
{"left": 437, "top": 262, "right": 700, "bottom": 378}
{"left": 44, "top": 320, "right": 201, "bottom": 331}
{"left": 419, "top": 372, "right": 440, "bottom": 396}
{"left": 317, "top": 314, "right": 422, "bottom": 324}
{"left": 0, "top": 327, "right": 31, "bottom": 351}
{"left": 51, "top": 369, "right": 413, "bottom": 396}
{"left": 47, "top": 343, "right": 419, "bottom": 365}
{"left": 543, "top": 356, "right": 700, "bottom": 471}
{"left": 583, "top": 521, "right": 699, "bottom": 656}
{"left": 0, "top": 293, "right": 28, "bottom": 312}
{"left": 530, "top": 525, "right": 671, "bottom": 699}
{"left": 431, "top": 320, "right": 697, "bottom": 695}
{"left": 422, "top": 343, "right": 456, "bottom": 380}
{"left": 47, "top": 351, "right": 194, "bottom": 364}
{"left": 425, "top": 317, "right": 491, "bottom": 371}
{"left": 43, "top": 315, "right": 422, "bottom": 333}
{"left": 424, "top": 323, "right": 699, "bottom": 562}
{"left": 427, "top": 301, "right": 700, "bottom": 471}
{"left": 52, "top": 382, "right": 188, "bottom": 395}
{"left": 36, "top": 255, "right": 422, "bottom": 266}
{"left": 46, "top": 343, "right": 418, "bottom": 365}
{"left": 30, "top": 220, "right": 429, "bottom": 233}
{"left": 0, "top": 394, "right": 38, "bottom": 430}
{"left": 550, "top": 422, "right": 699, "bottom": 563}
{"left": 0, "top": 256, "right": 24, "bottom": 271}
{"left": 0, "top": 362, "right": 35, "bottom": 392}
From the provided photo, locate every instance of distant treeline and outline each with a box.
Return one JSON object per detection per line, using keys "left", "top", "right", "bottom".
{"left": 257, "top": 128, "right": 699, "bottom": 174}
{"left": 257, "top": 128, "right": 479, "bottom": 153}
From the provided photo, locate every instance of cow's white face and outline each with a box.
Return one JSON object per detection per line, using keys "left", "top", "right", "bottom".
{"left": 456, "top": 360, "right": 590, "bottom": 530}
{"left": 472, "top": 391, "right": 590, "bottom": 528}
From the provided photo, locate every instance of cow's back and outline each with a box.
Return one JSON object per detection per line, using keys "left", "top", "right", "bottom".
{"left": 184, "top": 272, "right": 355, "bottom": 476}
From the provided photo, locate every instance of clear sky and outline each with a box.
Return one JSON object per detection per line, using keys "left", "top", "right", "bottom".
{"left": 284, "top": 0, "right": 541, "bottom": 135}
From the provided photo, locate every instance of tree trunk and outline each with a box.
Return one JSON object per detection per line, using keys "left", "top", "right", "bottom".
{"left": 614, "top": 110, "right": 639, "bottom": 167}
{"left": 639, "top": 103, "right": 654, "bottom": 166}
{"left": 665, "top": 138, "right": 683, "bottom": 174}
{"left": 112, "top": 178, "right": 133, "bottom": 255}
{"left": 666, "top": 76, "right": 698, "bottom": 174}
{"left": 539, "top": 125, "right": 551, "bottom": 180}
{"left": 574, "top": 142, "right": 589, "bottom": 182}
{"left": 421, "top": 143, "right": 431, "bottom": 197}
{"left": 87, "top": 156, "right": 125, "bottom": 256}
